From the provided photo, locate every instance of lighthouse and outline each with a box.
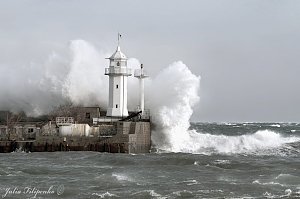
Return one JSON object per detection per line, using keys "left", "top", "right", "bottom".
{"left": 105, "top": 35, "right": 131, "bottom": 117}
{"left": 134, "top": 64, "right": 148, "bottom": 115}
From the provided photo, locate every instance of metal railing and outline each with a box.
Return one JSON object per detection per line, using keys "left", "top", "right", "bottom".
{"left": 56, "top": 117, "right": 74, "bottom": 126}
{"left": 134, "top": 69, "right": 149, "bottom": 78}
{"left": 105, "top": 67, "right": 132, "bottom": 76}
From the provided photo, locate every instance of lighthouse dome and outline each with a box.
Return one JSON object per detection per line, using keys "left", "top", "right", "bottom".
{"left": 109, "top": 46, "right": 127, "bottom": 60}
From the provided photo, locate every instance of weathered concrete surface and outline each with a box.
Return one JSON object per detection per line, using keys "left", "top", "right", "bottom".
{"left": 0, "top": 121, "right": 151, "bottom": 153}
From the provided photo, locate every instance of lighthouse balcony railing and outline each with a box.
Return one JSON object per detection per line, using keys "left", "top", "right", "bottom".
{"left": 105, "top": 68, "right": 132, "bottom": 76}
{"left": 134, "top": 69, "right": 149, "bottom": 78}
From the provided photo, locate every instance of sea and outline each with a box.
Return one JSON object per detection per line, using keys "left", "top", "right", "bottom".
{"left": 0, "top": 123, "right": 299, "bottom": 199}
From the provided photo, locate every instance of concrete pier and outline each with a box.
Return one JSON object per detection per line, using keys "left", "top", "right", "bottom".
{"left": 0, "top": 121, "right": 151, "bottom": 153}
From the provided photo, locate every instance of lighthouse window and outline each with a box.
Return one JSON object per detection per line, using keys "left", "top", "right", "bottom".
{"left": 116, "top": 85, "right": 118, "bottom": 89}
{"left": 116, "top": 104, "right": 118, "bottom": 108}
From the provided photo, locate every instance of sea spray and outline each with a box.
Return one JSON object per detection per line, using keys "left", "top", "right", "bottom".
{"left": 186, "top": 129, "right": 300, "bottom": 154}
{"left": 62, "top": 40, "right": 109, "bottom": 108}
{"left": 0, "top": 48, "right": 68, "bottom": 115}
{"left": 147, "top": 61, "right": 201, "bottom": 152}
{"left": 0, "top": 40, "right": 146, "bottom": 115}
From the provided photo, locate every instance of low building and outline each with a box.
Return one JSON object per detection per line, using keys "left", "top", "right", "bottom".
{"left": 0, "top": 108, "right": 151, "bottom": 153}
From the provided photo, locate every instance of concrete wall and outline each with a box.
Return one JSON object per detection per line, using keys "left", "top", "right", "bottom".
{"left": 0, "top": 125, "right": 8, "bottom": 140}
{"left": 59, "top": 124, "right": 90, "bottom": 137}
{"left": 0, "top": 121, "right": 151, "bottom": 154}
{"left": 76, "top": 107, "right": 100, "bottom": 124}
{"left": 128, "top": 122, "right": 151, "bottom": 153}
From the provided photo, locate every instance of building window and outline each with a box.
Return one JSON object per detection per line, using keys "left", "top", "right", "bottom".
{"left": 27, "top": 128, "right": 34, "bottom": 133}
{"left": 116, "top": 104, "right": 118, "bottom": 108}
{"left": 116, "top": 85, "right": 118, "bottom": 89}
{"left": 117, "top": 61, "right": 120, "bottom": 66}
{"left": 86, "top": 113, "right": 90, "bottom": 119}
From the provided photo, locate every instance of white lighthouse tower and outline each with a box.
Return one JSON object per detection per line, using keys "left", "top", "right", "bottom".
{"left": 134, "top": 64, "right": 148, "bottom": 115}
{"left": 105, "top": 35, "right": 131, "bottom": 117}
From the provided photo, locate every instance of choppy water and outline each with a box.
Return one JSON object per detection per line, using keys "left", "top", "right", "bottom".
{"left": 0, "top": 123, "right": 300, "bottom": 198}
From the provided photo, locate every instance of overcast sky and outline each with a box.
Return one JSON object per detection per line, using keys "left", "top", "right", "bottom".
{"left": 0, "top": 0, "right": 300, "bottom": 122}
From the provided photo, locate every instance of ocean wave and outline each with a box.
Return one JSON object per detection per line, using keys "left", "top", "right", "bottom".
{"left": 146, "top": 62, "right": 299, "bottom": 156}
{"left": 275, "top": 173, "right": 294, "bottom": 180}
{"left": 213, "top": 159, "right": 231, "bottom": 165}
{"left": 131, "top": 190, "right": 167, "bottom": 199}
{"left": 269, "top": 124, "right": 281, "bottom": 128}
{"left": 112, "top": 173, "right": 136, "bottom": 183}
{"left": 274, "top": 173, "right": 300, "bottom": 185}
{"left": 156, "top": 129, "right": 300, "bottom": 155}
{"left": 180, "top": 179, "right": 199, "bottom": 186}
{"left": 252, "top": 180, "right": 285, "bottom": 187}
{"left": 263, "top": 189, "right": 293, "bottom": 198}
{"left": 171, "top": 190, "right": 194, "bottom": 197}
{"left": 92, "top": 192, "right": 119, "bottom": 198}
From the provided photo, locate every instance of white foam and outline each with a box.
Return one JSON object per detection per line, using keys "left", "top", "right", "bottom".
{"left": 132, "top": 190, "right": 166, "bottom": 199}
{"left": 197, "top": 190, "right": 210, "bottom": 194}
{"left": 92, "top": 192, "right": 119, "bottom": 198}
{"left": 183, "top": 179, "right": 198, "bottom": 185}
{"left": 284, "top": 189, "right": 292, "bottom": 196}
{"left": 156, "top": 128, "right": 300, "bottom": 154}
{"left": 270, "top": 124, "right": 281, "bottom": 128}
{"left": 190, "top": 130, "right": 299, "bottom": 154}
{"left": 223, "top": 123, "right": 237, "bottom": 126}
{"left": 263, "top": 189, "right": 293, "bottom": 198}
{"left": 148, "top": 61, "right": 200, "bottom": 152}
{"left": 148, "top": 190, "right": 162, "bottom": 197}
{"left": 252, "top": 180, "right": 285, "bottom": 187}
{"left": 112, "top": 173, "right": 134, "bottom": 182}
{"left": 213, "top": 159, "right": 231, "bottom": 164}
